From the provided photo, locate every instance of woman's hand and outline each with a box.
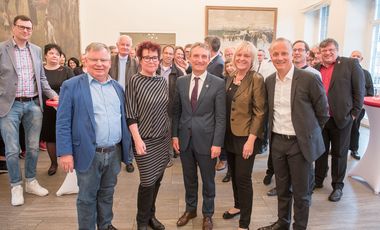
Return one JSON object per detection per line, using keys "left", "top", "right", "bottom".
{"left": 242, "top": 135, "right": 256, "bottom": 159}
{"left": 134, "top": 138, "right": 146, "bottom": 155}
{"left": 175, "top": 57, "right": 188, "bottom": 69}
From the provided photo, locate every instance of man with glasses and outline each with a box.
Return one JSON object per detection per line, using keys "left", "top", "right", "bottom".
{"left": 0, "top": 15, "right": 58, "bottom": 206}
{"left": 109, "top": 34, "right": 138, "bottom": 173}
{"left": 314, "top": 38, "right": 365, "bottom": 202}
{"left": 292, "top": 40, "right": 321, "bottom": 78}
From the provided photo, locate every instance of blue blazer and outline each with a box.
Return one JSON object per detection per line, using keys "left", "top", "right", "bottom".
{"left": 56, "top": 74, "right": 132, "bottom": 172}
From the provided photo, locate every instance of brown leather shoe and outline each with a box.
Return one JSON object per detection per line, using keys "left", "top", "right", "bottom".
{"left": 176, "top": 211, "right": 197, "bottom": 226}
{"left": 202, "top": 217, "right": 213, "bottom": 230}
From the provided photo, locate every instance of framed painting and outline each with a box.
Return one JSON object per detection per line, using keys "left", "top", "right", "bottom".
{"left": 0, "top": 0, "right": 80, "bottom": 59}
{"left": 205, "top": 6, "right": 277, "bottom": 52}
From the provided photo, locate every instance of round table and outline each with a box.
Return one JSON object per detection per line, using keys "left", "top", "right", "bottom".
{"left": 349, "top": 96, "right": 380, "bottom": 194}
{"left": 45, "top": 99, "right": 79, "bottom": 196}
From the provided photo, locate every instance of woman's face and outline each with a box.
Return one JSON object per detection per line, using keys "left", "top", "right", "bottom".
{"left": 174, "top": 49, "right": 185, "bottom": 62}
{"left": 234, "top": 49, "right": 252, "bottom": 73}
{"left": 45, "top": 48, "right": 60, "bottom": 66}
{"left": 225, "top": 62, "right": 235, "bottom": 75}
{"left": 140, "top": 49, "right": 159, "bottom": 76}
{"left": 68, "top": 60, "right": 77, "bottom": 69}
{"left": 60, "top": 54, "right": 66, "bottom": 65}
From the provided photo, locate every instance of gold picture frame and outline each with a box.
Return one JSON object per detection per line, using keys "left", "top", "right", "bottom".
{"left": 205, "top": 6, "right": 277, "bottom": 52}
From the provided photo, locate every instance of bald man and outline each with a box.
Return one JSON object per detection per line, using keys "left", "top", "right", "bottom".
{"left": 349, "top": 50, "right": 374, "bottom": 160}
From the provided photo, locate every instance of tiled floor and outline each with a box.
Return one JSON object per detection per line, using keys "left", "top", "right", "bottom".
{"left": 1, "top": 127, "right": 379, "bottom": 229}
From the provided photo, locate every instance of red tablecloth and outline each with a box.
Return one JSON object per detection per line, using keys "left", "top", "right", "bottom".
{"left": 364, "top": 96, "right": 380, "bottom": 108}
{"left": 46, "top": 99, "right": 58, "bottom": 108}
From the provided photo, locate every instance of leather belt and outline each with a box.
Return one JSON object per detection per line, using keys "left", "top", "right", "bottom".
{"left": 14, "top": 96, "right": 38, "bottom": 102}
{"left": 272, "top": 132, "right": 297, "bottom": 140}
{"left": 96, "top": 145, "right": 117, "bottom": 153}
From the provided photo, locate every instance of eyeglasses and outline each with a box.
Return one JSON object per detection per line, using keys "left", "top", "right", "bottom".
{"left": 292, "top": 48, "right": 305, "bottom": 53}
{"left": 142, "top": 56, "right": 159, "bottom": 62}
{"left": 320, "top": 48, "right": 337, "bottom": 54}
{"left": 15, "top": 25, "right": 33, "bottom": 32}
{"left": 87, "top": 58, "right": 110, "bottom": 63}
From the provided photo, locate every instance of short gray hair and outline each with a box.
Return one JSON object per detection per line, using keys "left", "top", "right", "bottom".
{"left": 85, "top": 42, "right": 110, "bottom": 55}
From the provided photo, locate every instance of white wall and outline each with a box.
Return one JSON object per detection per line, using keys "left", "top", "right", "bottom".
{"left": 79, "top": 0, "right": 303, "bottom": 52}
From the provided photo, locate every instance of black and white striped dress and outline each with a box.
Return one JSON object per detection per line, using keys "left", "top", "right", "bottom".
{"left": 126, "top": 73, "right": 170, "bottom": 187}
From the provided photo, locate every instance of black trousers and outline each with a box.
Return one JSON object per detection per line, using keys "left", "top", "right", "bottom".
{"left": 136, "top": 174, "right": 163, "bottom": 225}
{"left": 180, "top": 139, "right": 217, "bottom": 217}
{"left": 271, "top": 134, "right": 312, "bottom": 230}
{"left": 350, "top": 108, "right": 365, "bottom": 151}
{"left": 265, "top": 151, "right": 274, "bottom": 176}
{"left": 315, "top": 117, "right": 352, "bottom": 189}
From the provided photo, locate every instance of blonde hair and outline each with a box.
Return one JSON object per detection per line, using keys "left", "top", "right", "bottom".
{"left": 233, "top": 41, "right": 258, "bottom": 71}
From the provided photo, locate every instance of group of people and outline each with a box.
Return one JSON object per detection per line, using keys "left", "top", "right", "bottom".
{"left": 0, "top": 14, "right": 372, "bottom": 230}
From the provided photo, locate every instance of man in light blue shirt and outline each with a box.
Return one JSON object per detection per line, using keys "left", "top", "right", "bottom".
{"left": 57, "top": 43, "right": 132, "bottom": 230}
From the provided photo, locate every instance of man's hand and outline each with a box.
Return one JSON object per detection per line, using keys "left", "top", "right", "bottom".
{"left": 211, "top": 146, "right": 221, "bottom": 159}
{"left": 172, "top": 137, "right": 180, "bottom": 154}
{"left": 59, "top": 155, "right": 74, "bottom": 173}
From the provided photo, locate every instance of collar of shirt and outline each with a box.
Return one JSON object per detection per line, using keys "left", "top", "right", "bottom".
{"left": 191, "top": 71, "right": 207, "bottom": 82}
{"left": 160, "top": 63, "right": 172, "bottom": 72}
{"left": 118, "top": 54, "right": 129, "bottom": 61}
{"left": 87, "top": 73, "right": 112, "bottom": 85}
{"left": 12, "top": 37, "right": 29, "bottom": 48}
{"left": 276, "top": 64, "right": 295, "bottom": 82}
{"left": 209, "top": 52, "right": 220, "bottom": 63}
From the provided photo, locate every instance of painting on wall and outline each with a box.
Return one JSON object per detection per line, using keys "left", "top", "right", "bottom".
{"left": 205, "top": 6, "right": 277, "bottom": 53}
{"left": 121, "top": 32, "right": 176, "bottom": 48}
{"left": 0, "top": 0, "right": 80, "bottom": 60}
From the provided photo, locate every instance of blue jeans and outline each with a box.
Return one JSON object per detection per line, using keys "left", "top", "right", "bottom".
{"left": 76, "top": 146, "right": 121, "bottom": 230}
{"left": 0, "top": 99, "right": 42, "bottom": 186}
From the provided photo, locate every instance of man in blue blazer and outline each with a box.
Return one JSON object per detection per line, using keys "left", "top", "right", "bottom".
{"left": 172, "top": 42, "right": 226, "bottom": 230}
{"left": 56, "top": 43, "right": 131, "bottom": 230}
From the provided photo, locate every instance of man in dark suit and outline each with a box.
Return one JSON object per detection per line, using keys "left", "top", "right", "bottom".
{"left": 314, "top": 39, "right": 365, "bottom": 202}
{"left": 204, "top": 36, "right": 224, "bottom": 79}
{"left": 109, "top": 34, "right": 138, "bottom": 173}
{"left": 172, "top": 42, "right": 226, "bottom": 230}
{"left": 349, "top": 50, "right": 374, "bottom": 160}
{"left": 258, "top": 38, "right": 329, "bottom": 230}
{"left": 56, "top": 43, "right": 132, "bottom": 229}
{"left": 0, "top": 15, "right": 58, "bottom": 206}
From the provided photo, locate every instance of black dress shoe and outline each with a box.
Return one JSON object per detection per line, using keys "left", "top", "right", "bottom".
{"left": 222, "top": 172, "right": 231, "bottom": 182}
{"left": 350, "top": 150, "right": 361, "bottom": 160}
{"left": 267, "top": 187, "right": 277, "bottom": 196}
{"left": 328, "top": 188, "right": 343, "bottom": 202}
{"left": 222, "top": 210, "right": 240, "bottom": 219}
{"left": 126, "top": 163, "right": 134, "bottom": 173}
{"left": 48, "top": 163, "right": 58, "bottom": 176}
{"left": 263, "top": 174, "right": 273, "bottom": 185}
{"left": 257, "top": 221, "right": 289, "bottom": 230}
{"left": 313, "top": 183, "right": 323, "bottom": 190}
{"left": 149, "top": 216, "right": 165, "bottom": 230}
{"left": 99, "top": 224, "right": 118, "bottom": 230}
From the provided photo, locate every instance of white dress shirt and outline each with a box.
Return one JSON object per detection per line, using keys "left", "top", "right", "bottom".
{"left": 189, "top": 71, "right": 207, "bottom": 100}
{"left": 272, "top": 65, "right": 296, "bottom": 135}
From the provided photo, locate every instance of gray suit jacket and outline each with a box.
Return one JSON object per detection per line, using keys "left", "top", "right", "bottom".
{"left": 0, "top": 39, "right": 58, "bottom": 117}
{"left": 266, "top": 68, "right": 329, "bottom": 163}
{"left": 109, "top": 54, "right": 138, "bottom": 89}
{"left": 172, "top": 72, "right": 226, "bottom": 155}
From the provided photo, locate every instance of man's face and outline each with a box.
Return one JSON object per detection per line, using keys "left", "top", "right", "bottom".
{"left": 292, "top": 42, "right": 307, "bottom": 65}
{"left": 224, "top": 48, "right": 234, "bottom": 60}
{"left": 270, "top": 41, "right": 292, "bottom": 74}
{"left": 257, "top": 50, "right": 265, "bottom": 62}
{"left": 350, "top": 51, "right": 363, "bottom": 62}
{"left": 162, "top": 47, "right": 174, "bottom": 66}
{"left": 12, "top": 19, "right": 33, "bottom": 42}
{"left": 85, "top": 48, "right": 111, "bottom": 80}
{"left": 185, "top": 47, "right": 191, "bottom": 60}
{"left": 320, "top": 43, "right": 338, "bottom": 65}
{"left": 189, "top": 46, "right": 210, "bottom": 74}
{"left": 117, "top": 37, "right": 132, "bottom": 57}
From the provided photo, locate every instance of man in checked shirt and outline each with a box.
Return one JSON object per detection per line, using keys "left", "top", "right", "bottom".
{"left": 0, "top": 15, "right": 59, "bottom": 206}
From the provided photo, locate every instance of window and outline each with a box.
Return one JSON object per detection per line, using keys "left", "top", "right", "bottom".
{"left": 319, "top": 5, "right": 329, "bottom": 41}
{"left": 370, "top": 0, "right": 380, "bottom": 86}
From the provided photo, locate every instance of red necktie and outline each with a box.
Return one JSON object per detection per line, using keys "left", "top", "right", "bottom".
{"left": 191, "top": 77, "right": 199, "bottom": 112}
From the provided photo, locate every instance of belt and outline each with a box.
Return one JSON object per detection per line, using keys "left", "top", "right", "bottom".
{"left": 14, "top": 96, "right": 38, "bottom": 102}
{"left": 272, "top": 132, "right": 297, "bottom": 140}
{"left": 95, "top": 145, "right": 117, "bottom": 153}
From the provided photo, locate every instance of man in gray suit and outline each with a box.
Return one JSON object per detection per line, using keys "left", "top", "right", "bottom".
{"left": 258, "top": 38, "right": 329, "bottom": 230}
{"left": 109, "top": 34, "right": 138, "bottom": 173}
{"left": 172, "top": 42, "right": 226, "bottom": 230}
{"left": 0, "top": 15, "right": 58, "bottom": 206}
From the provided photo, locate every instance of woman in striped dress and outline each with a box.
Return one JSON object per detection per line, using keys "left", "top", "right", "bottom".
{"left": 126, "top": 41, "right": 170, "bottom": 230}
